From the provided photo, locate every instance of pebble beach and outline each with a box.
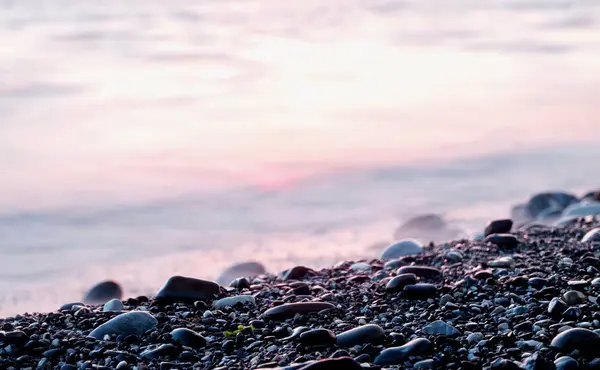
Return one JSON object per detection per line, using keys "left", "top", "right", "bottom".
{"left": 1, "top": 190, "right": 600, "bottom": 369}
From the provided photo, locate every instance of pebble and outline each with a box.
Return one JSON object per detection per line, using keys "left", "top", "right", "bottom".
{"left": 422, "top": 320, "right": 460, "bottom": 336}
{"left": 298, "top": 328, "right": 336, "bottom": 347}
{"left": 374, "top": 337, "right": 432, "bottom": 365}
{"left": 89, "top": 311, "right": 158, "bottom": 340}
{"left": 467, "top": 332, "right": 484, "bottom": 344}
{"left": 527, "top": 192, "right": 577, "bottom": 218}
{"left": 283, "top": 266, "right": 315, "bottom": 281}
{"left": 485, "top": 234, "right": 519, "bottom": 249}
{"left": 102, "top": 298, "right": 124, "bottom": 312}
{"left": 213, "top": 295, "right": 256, "bottom": 308}
{"left": 170, "top": 328, "right": 206, "bottom": 348}
{"left": 289, "top": 357, "right": 362, "bottom": 370}
{"left": 385, "top": 273, "right": 418, "bottom": 292}
{"left": 83, "top": 280, "right": 123, "bottom": 304}
{"left": 592, "top": 277, "right": 600, "bottom": 287}
{"left": 336, "top": 324, "right": 385, "bottom": 347}
{"left": 380, "top": 239, "right": 424, "bottom": 260}
{"left": 563, "top": 290, "right": 585, "bottom": 305}
{"left": 262, "top": 302, "right": 336, "bottom": 320}
{"left": 550, "top": 328, "right": 600, "bottom": 355}
{"left": 349, "top": 262, "right": 371, "bottom": 273}
{"left": 563, "top": 202, "right": 600, "bottom": 217}
{"left": 216, "top": 261, "right": 266, "bottom": 286}
{"left": 403, "top": 283, "right": 438, "bottom": 299}
{"left": 488, "top": 256, "right": 514, "bottom": 268}
{"left": 156, "top": 276, "right": 221, "bottom": 301}
{"left": 58, "top": 302, "right": 84, "bottom": 311}
{"left": 485, "top": 219, "right": 513, "bottom": 236}
{"left": 396, "top": 266, "right": 442, "bottom": 278}
{"left": 384, "top": 259, "right": 407, "bottom": 270}
{"left": 582, "top": 228, "right": 600, "bottom": 243}
{"left": 555, "top": 356, "right": 579, "bottom": 370}
{"left": 414, "top": 359, "right": 436, "bottom": 369}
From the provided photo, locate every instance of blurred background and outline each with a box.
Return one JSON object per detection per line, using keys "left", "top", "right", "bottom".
{"left": 1, "top": 0, "right": 600, "bottom": 315}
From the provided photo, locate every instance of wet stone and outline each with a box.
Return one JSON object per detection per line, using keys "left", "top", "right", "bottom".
{"left": 548, "top": 297, "right": 568, "bottom": 316}
{"left": 336, "top": 324, "right": 385, "bottom": 347}
{"left": 385, "top": 273, "right": 418, "bottom": 292}
{"left": 89, "top": 311, "right": 158, "bottom": 340}
{"left": 216, "top": 261, "right": 266, "bottom": 286}
{"left": 213, "top": 295, "right": 256, "bottom": 308}
{"left": 262, "top": 302, "right": 336, "bottom": 320}
{"left": 298, "top": 328, "right": 336, "bottom": 347}
{"left": 283, "top": 266, "right": 315, "bottom": 281}
{"left": 485, "top": 234, "right": 519, "bottom": 249}
{"left": 554, "top": 356, "right": 579, "bottom": 370}
{"left": 582, "top": 228, "right": 600, "bottom": 243}
{"left": 103, "top": 298, "right": 124, "bottom": 312}
{"left": 485, "top": 219, "right": 513, "bottom": 236}
{"left": 396, "top": 266, "right": 442, "bottom": 278}
{"left": 170, "top": 328, "right": 206, "bottom": 348}
{"left": 156, "top": 276, "right": 221, "bottom": 302}
{"left": 381, "top": 239, "right": 424, "bottom": 260}
{"left": 374, "top": 337, "right": 432, "bottom": 365}
{"left": 403, "top": 283, "right": 438, "bottom": 299}
{"left": 563, "top": 291, "right": 585, "bottom": 305}
{"left": 83, "top": 280, "right": 123, "bottom": 304}
{"left": 550, "top": 328, "right": 600, "bottom": 356}
{"left": 422, "top": 320, "right": 460, "bottom": 336}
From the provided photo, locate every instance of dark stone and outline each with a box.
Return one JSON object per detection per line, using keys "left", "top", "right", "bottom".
{"left": 156, "top": 276, "right": 221, "bottom": 302}
{"left": 550, "top": 328, "right": 600, "bottom": 356}
{"left": 491, "top": 358, "right": 524, "bottom": 370}
{"left": 263, "top": 302, "right": 336, "bottom": 320}
{"left": 403, "top": 284, "right": 438, "bottom": 299}
{"left": 385, "top": 273, "right": 418, "bottom": 292}
{"left": 298, "top": 328, "right": 336, "bottom": 347}
{"left": 291, "top": 283, "right": 311, "bottom": 296}
{"left": 283, "top": 266, "right": 315, "bottom": 281}
{"left": 170, "top": 328, "right": 206, "bottom": 348}
{"left": 336, "top": 324, "right": 385, "bottom": 347}
{"left": 523, "top": 353, "right": 556, "bottom": 370}
{"left": 485, "top": 234, "right": 519, "bottom": 249}
{"left": 140, "top": 344, "right": 180, "bottom": 359}
{"left": 528, "top": 278, "right": 547, "bottom": 289}
{"left": 216, "top": 261, "right": 266, "bottom": 286}
{"left": 554, "top": 357, "right": 578, "bottom": 370}
{"left": 485, "top": 219, "right": 513, "bottom": 236}
{"left": 330, "top": 349, "right": 351, "bottom": 358}
{"left": 527, "top": 192, "right": 578, "bottom": 218}
{"left": 296, "top": 357, "right": 362, "bottom": 370}
{"left": 83, "top": 281, "right": 123, "bottom": 304}
{"left": 2, "top": 330, "right": 28, "bottom": 346}
{"left": 89, "top": 311, "right": 158, "bottom": 340}
{"left": 474, "top": 270, "right": 494, "bottom": 280}
{"left": 396, "top": 266, "right": 442, "bottom": 278}
{"left": 514, "top": 321, "right": 533, "bottom": 332}
{"left": 59, "top": 302, "right": 84, "bottom": 311}
{"left": 374, "top": 337, "right": 431, "bottom": 365}
{"left": 384, "top": 259, "right": 408, "bottom": 270}
{"left": 229, "top": 277, "right": 251, "bottom": 290}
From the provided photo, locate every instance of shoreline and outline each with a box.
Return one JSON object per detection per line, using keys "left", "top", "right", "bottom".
{"left": 1, "top": 193, "right": 599, "bottom": 369}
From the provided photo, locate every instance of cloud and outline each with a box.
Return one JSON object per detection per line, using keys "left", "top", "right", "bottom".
{"left": 0, "top": 82, "right": 83, "bottom": 99}
{"left": 538, "top": 15, "right": 596, "bottom": 30}
{"left": 465, "top": 40, "right": 574, "bottom": 54}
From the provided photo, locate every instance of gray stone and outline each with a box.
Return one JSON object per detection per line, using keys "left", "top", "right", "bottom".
{"left": 213, "top": 295, "right": 255, "bottom": 308}
{"left": 562, "top": 202, "right": 600, "bottom": 217}
{"left": 336, "top": 324, "right": 385, "bottom": 347}
{"left": 563, "top": 291, "right": 585, "bottom": 305}
{"left": 582, "top": 228, "right": 600, "bottom": 243}
{"left": 89, "top": 311, "right": 158, "bottom": 340}
{"left": 156, "top": 276, "right": 221, "bottom": 301}
{"left": 423, "top": 320, "right": 460, "bottom": 336}
{"left": 380, "top": 239, "right": 423, "bottom": 260}
{"left": 262, "top": 302, "right": 336, "bottom": 320}
{"left": 216, "top": 261, "right": 266, "bottom": 286}
{"left": 83, "top": 281, "right": 123, "bottom": 304}
{"left": 550, "top": 328, "right": 600, "bottom": 355}
{"left": 374, "top": 338, "right": 431, "bottom": 365}
{"left": 102, "top": 299, "right": 124, "bottom": 312}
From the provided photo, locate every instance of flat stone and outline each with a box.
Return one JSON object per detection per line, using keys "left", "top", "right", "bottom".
{"left": 485, "top": 219, "right": 513, "bottom": 236}
{"left": 381, "top": 239, "right": 424, "bottom": 260}
{"left": 170, "top": 328, "right": 206, "bottom": 348}
{"left": 298, "top": 328, "right": 336, "bottom": 346}
{"left": 385, "top": 273, "right": 418, "bottom": 292}
{"left": 213, "top": 295, "right": 256, "bottom": 308}
{"left": 396, "top": 266, "right": 441, "bottom": 278}
{"left": 89, "top": 311, "right": 158, "bottom": 340}
{"left": 422, "top": 320, "right": 461, "bottom": 336}
{"left": 140, "top": 344, "right": 179, "bottom": 359}
{"left": 336, "top": 324, "right": 385, "bottom": 347}
{"left": 156, "top": 276, "right": 221, "bottom": 302}
{"left": 374, "top": 337, "right": 432, "bottom": 365}
{"left": 262, "top": 302, "right": 336, "bottom": 320}
{"left": 403, "top": 283, "right": 438, "bottom": 299}
{"left": 562, "top": 202, "right": 600, "bottom": 217}
{"left": 83, "top": 281, "right": 123, "bottom": 304}
{"left": 414, "top": 359, "right": 435, "bottom": 369}
{"left": 216, "top": 261, "right": 266, "bottom": 286}
{"left": 582, "top": 228, "right": 600, "bottom": 243}
{"left": 592, "top": 277, "right": 600, "bottom": 287}
{"left": 485, "top": 234, "right": 519, "bottom": 249}
{"left": 103, "top": 299, "right": 124, "bottom": 312}
{"left": 59, "top": 302, "right": 84, "bottom": 311}
{"left": 550, "top": 328, "right": 600, "bottom": 355}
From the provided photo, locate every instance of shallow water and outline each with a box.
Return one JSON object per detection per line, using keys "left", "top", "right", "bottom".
{"left": 1, "top": 0, "right": 600, "bottom": 315}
